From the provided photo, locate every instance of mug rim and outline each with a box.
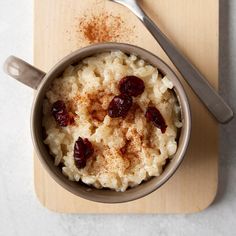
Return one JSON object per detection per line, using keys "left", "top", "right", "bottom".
{"left": 31, "top": 42, "right": 191, "bottom": 203}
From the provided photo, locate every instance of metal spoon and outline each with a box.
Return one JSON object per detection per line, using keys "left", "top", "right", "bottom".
{"left": 109, "top": 0, "right": 234, "bottom": 123}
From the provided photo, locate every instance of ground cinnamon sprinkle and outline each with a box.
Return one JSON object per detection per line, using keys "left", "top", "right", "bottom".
{"left": 76, "top": 12, "right": 135, "bottom": 44}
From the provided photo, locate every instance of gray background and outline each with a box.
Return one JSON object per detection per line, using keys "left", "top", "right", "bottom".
{"left": 0, "top": 0, "right": 235, "bottom": 235}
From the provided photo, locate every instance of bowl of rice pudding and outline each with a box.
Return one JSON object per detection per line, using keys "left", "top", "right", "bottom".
{"left": 4, "top": 43, "right": 191, "bottom": 203}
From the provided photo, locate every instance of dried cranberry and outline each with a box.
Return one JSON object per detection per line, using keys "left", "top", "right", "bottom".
{"left": 108, "top": 94, "right": 133, "bottom": 118}
{"left": 145, "top": 106, "right": 167, "bottom": 133}
{"left": 119, "top": 76, "right": 145, "bottom": 97}
{"left": 83, "top": 138, "right": 94, "bottom": 158}
{"left": 74, "top": 137, "right": 86, "bottom": 169}
{"left": 51, "top": 100, "right": 70, "bottom": 127}
{"left": 74, "top": 137, "right": 94, "bottom": 169}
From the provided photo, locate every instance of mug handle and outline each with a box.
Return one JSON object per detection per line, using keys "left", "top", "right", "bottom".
{"left": 3, "top": 56, "right": 46, "bottom": 90}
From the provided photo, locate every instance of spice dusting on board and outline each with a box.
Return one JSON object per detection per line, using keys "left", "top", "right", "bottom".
{"left": 76, "top": 12, "right": 135, "bottom": 44}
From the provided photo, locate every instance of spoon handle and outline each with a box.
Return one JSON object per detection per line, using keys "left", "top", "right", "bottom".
{"left": 127, "top": 1, "right": 233, "bottom": 123}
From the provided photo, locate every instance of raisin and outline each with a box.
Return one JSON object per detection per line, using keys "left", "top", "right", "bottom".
{"left": 108, "top": 94, "right": 133, "bottom": 118}
{"left": 74, "top": 137, "right": 94, "bottom": 169}
{"left": 145, "top": 106, "right": 167, "bottom": 133}
{"left": 51, "top": 100, "right": 70, "bottom": 127}
{"left": 119, "top": 76, "right": 145, "bottom": 97}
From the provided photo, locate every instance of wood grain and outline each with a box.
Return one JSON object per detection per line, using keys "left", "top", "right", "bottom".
{"left": 34, "top": 0, "right": 219, "bottom": 213}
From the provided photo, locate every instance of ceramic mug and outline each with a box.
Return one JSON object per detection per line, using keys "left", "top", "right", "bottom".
{"left": 4, "top": 43, "right": 191, "bottom": 203}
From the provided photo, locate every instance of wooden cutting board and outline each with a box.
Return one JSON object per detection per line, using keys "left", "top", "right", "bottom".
{"left": 34, "top": 0, "right": 218, "bottom": 213}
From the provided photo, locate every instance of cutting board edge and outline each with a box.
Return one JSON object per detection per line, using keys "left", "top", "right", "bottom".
{"left": 33, "top": 155, "right": 219, "bottom": 214}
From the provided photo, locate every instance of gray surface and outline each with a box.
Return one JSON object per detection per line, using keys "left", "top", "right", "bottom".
{"left": 0, "top": 0, "right": 235, "bottom": 235}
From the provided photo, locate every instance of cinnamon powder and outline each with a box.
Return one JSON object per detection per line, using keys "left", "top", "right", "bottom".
{"left": 76, "top": 12, "right": 135, "bottom": 44}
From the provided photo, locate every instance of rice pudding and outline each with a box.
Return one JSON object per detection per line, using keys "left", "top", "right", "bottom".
{"left": 42, "top": 51, "right": 182, "bottom": 192}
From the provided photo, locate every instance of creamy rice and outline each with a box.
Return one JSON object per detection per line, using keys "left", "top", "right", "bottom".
{"left": 42, "top": 51, "right": 182, "bottom": 192}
